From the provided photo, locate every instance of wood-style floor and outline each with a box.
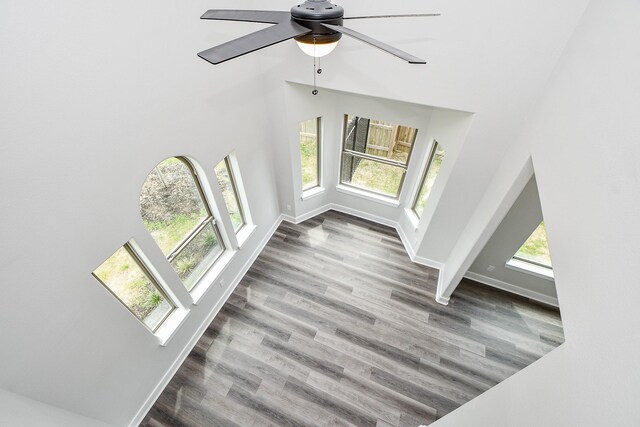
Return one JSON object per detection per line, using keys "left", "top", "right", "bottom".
{"left": 142, "top": 210, "right": 564, "bottom": 427}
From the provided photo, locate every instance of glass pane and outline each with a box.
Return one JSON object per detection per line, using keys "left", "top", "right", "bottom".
{"left": 140, "top": 158, "right": 208, "bottom": 255}
{"left": 341, "top": 153, "right": 404, "bottom": 198}
{"left": 214, "top": 159, "right": 245, "bottom": 232}
{"left": 515, "top": 222, "right": 553, "bottom": 268}
{"left": 170, "top": 222, "right": 224, "bottom": 291}
{"left": 93, "top": 246, "right": 173, "bottom": 331}
{"left": 300, "top": 118, "right": 319, "bottom": 190}
{"left": 413, "top": 142, "right": 446, "bottom": 218}
{"left": 344, "top": 115, "right": 417, "bottom": 165}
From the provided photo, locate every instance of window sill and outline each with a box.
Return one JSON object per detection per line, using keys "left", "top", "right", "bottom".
{"left": 190, "top": 250, "right": 236, "bottom": 304}
{"left": 236, "top": 223, "right": 257, "bottom": 248}
{"left": 301, "top": 186, "right": 325, "bottom": 201}
{"left": 156, "top": 308, "right": 190, "bottom": 347}
{"left": 404, "top": 208, "right": 420, "bottom": 230}
{"left": 505, "top": 258, "right": 555, "bottom": 281}
{"left": 335, "top": 185, "right": 400, "bottom": 208}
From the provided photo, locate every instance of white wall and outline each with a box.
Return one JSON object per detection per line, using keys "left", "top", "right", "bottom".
{"left": 273, "top": 0, "right": 589, "bottom": 265}
{"left": 0, "top": 1, "right": 282, "bottom": 425}
{"left": 0, "top": 0, "right": 603, "bottom": 425}
{"left": 467, "top": 176, "right": 558, "bottom": 304}
{"left": 0, "top": 389, "right": 112, "bottom": 427}
{"left": 434, "top": 0, "right": 640, "bottom": 425}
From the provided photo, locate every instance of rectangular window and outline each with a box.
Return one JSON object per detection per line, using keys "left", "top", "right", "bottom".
{"left": 412, "top": 141, "right": 445, "bottom": 218}
{"left": 215, "top": 157, "right": 246, "bottom": 233}
{"left": 340, "top": 114, "right": 418, "bottom": 199}
{"left": 300, "top": 117, "right": 321, "bottom": 191}
{"left": 513, "top": 222, "right": 553, "bottom": 268}
{"left": 92, "top": 242, "right": 176, "bottom": 332}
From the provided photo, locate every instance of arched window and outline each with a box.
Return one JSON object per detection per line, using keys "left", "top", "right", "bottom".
{"left": 140, "top": 157, "right": 224, "bottom": 291}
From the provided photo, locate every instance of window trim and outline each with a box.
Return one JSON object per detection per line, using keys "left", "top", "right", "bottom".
{"left": 92, "top": 242, "right": 177, "bottom": 333}
{"left": 301, "top": 117, "right": 323, "bottom": 193}
{"left": 170, "top": 220, "right": 225, "bottom": 291}
{"left": 506, "top": 257, "right": 555, "bottom": 281}
{"left": 511, "top": 255, "right": 552, "bottom": 270}
{"left": 218, "top": 156, "right": 246, "bottom": 233}
{"left": 339, "top": 114, "right": 417, "bottom": 200}
{"left": 143, "top": 156, "right": 226, "bottom": 293}
{"left": 411, "top": 139, "right": 442, "bottom": 218}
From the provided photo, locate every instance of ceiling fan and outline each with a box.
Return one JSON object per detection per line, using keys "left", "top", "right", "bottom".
{"left": 198, "top": 0, "right": 439, "bottom": 65}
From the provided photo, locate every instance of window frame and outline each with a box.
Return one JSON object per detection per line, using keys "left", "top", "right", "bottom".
{"left": 506, "top": 221, "right": 554, "bottom": 280}
{"left": 300, "top": 117, "right": 322, "bottom": 193}
{"left": 506, "top": 257, "right": 555, "bottom": 281}
{"left": 411, "top": 140, "right": 443, "bottom": 218}
{"left": 215, "top": 156, "right": 246, "bottom": 234}
{"left": 511, "top": 254, "right": 552, "bottom": 270}
{"left": 145, "top": 157, "right": 226, "bottom": 291}
{"left": 92, "top": 242, "right": 177, "bottom": 333}
{"left": 511, "top": 221, "right": 553, "bottom": 270}
{"left": 339, "top": 114, "right": 417, "bottom": 200}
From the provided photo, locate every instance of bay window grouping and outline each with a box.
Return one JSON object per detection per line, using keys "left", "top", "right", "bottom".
{"left": 299, "top": 114, "right": 446, "bottom": 214}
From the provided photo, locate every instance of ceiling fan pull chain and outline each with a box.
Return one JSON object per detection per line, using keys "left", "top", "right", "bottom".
{"left": 312, "top": 36, "right": 319, "bottom": 95}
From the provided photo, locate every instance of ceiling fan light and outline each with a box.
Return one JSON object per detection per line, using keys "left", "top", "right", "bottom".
{"left": 295, "top": 40, "right": 339, "bottom": 58}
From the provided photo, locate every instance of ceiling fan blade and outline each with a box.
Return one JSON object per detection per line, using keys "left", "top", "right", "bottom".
{"left": 198, "top": 20, "right": 311, "bottom": 65}
{"left": 321, "top": 23, "right": 426, "bottom": 64}
{"left": 200, "top": 10, "right": 290, "bottom": 24}
{"left": 344, "top": 13, "right": 440, "bottom": 20}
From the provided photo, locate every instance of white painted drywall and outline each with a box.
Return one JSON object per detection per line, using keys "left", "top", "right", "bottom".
{"left": 467, "top": 176, "right": 558, "bottom": 302}
{"left": 0, "top": 1, "right": 283, "bottom": 425}
{"left": 0, "top": 0, "right": 608, "bottom": 425}
{"left": 275, "top": 83, "right": 475, "bottom": 267}
{"left": 273, "top": 0, "right": 589, "bottom": 265}
{"left": 434, "top": 0, "right": 640, "bottom": 425}
{"left": 0, "top": 388, "right": 112, "bottom": 427}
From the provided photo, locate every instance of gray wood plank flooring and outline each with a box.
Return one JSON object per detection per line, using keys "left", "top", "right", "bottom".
{"left": 142, "top": 210, "right": 564, "bottom": 426}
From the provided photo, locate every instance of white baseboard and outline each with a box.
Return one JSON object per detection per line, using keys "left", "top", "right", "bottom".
{"left": 129, "top": 215, "right": 284, "bottom": 427}
{"left": 464, "top": 271, "right": 559, "bottom": 307}
{"left": 283, "top": 203, "right": 397, "bottom": 230}
{"left": 280, "top": 213, "right": 296, "bottom": 223}
{"left": 395, "top": 222, "right": 417, "bottom": 259}
{"left": 412, "top": 254, "right": 444, "bottom": 271}
{"left": 282, "top": 204, "right": 332, "bottom": 225}
{"left": 329, "top": 203, "right": 398, "bottom": 228}
{"left": 328, "top": 205, "right": 446, "bottom": 304}
{"left": 396, "top": 222, "right": 448, "bottom": 306}
{"left": 436, "top": 294, "right": 450, "bottom": 305}
{"left": 264, "top": 204, "right": 450, "bottom": 307}
{"left": 131, "top": 207, "right": 450, "bottom": 424}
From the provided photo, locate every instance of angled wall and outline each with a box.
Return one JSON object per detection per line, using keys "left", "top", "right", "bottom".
{"left": 435, "top": 0, "right": 640, "bottom": 425}
{"left": 467, "top": 176, "right": 558, "bottom": 305}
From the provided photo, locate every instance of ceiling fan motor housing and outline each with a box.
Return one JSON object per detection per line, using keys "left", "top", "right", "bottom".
{"left": 291, "top": 0, "right": 344, "bottom": 45}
